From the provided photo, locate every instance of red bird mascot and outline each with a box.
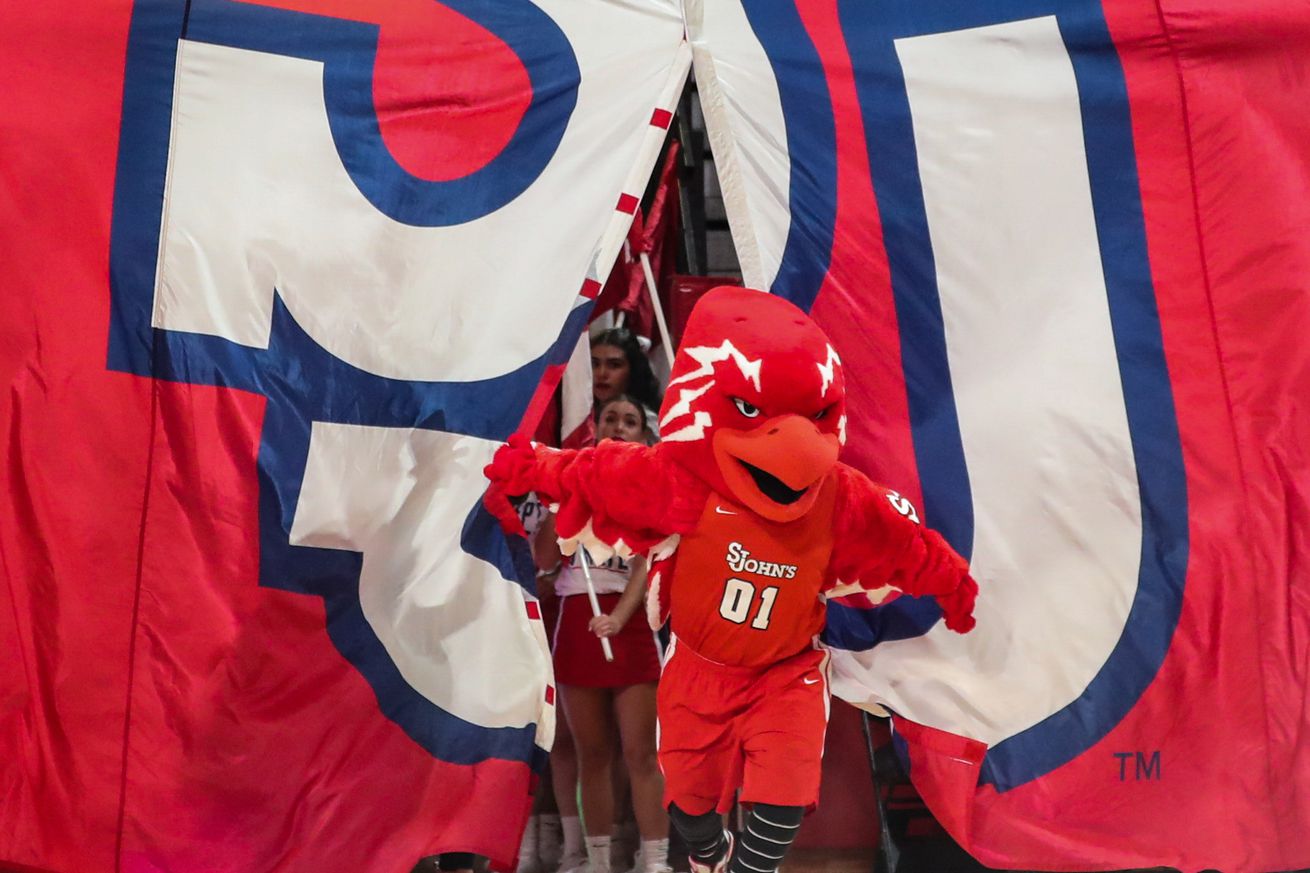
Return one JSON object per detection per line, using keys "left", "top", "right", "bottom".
{"left": 485, "top": 287, "right": 977, "bottom": 873}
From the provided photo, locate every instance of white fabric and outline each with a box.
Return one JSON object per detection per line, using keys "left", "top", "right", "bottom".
{"left": 683, "top": 0, "right": 790, "bottom": 290}
{"left": 292, "top": 424, "right": 551, "bottom": 735}
{"left": 157, "top": 3, "right": 690, "bottom": 382}
{"left": 561, "top": 331, "right": 595, "bottom": 443}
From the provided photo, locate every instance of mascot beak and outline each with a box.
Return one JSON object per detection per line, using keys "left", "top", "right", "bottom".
{"left": 713, "top": 415, "right": 840, "bottom": 522}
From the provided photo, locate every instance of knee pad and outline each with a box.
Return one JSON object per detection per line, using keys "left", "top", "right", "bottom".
{"left": 667, "top": 801, "right": 722, "bottom": 844}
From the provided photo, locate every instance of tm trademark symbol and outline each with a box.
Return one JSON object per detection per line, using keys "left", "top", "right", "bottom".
{"left": 1113, "top": 751, "right": 1162, "bottom": 781}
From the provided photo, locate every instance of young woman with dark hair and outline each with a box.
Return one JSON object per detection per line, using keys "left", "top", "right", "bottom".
{"left": 590, "top": 329, "right": 662, "bottom": 440}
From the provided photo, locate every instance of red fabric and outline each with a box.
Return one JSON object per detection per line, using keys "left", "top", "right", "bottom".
{"left": 657, "top": 642, "right": 829, "bottom": 814}
{"left": 624, "top": 141, "right": 683, "bottom": 350}
{"left": 894, "top": 718, "right": 988, "bottom": 845}
{"left": 666, "top": 275, "right": 738, "bottom": 347}
{"left": 0, "top": 6, "right": 540, "bottom": 871}
{"left": 246, "top": 0, "right": 532, "bottom": 182}
{"left": 0, "top": 15, "right": 144, "bottom": 870}
{"left": 589, "top": 222, "right": 642, "bottom": 323}
{"left": 531, "top": 386, "right": 563, "bottom": 447}
{"left": 799, "top": 0, "right": 921, "bottom": 508}
{"left": 552, "top": 594, "right": 660, "bottom": 688}
{"left": 520, "top": 361, "right": 566, "bottom": 443}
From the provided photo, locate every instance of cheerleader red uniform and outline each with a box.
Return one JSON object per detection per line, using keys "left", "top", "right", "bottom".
{"left": 552, "top": 554, "right": 661, "bottom": 688}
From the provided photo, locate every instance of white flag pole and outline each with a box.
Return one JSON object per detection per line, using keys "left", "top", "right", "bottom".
{"left": 577, "top": 547, "right": 615, "bottom": 662}
{"left": 640, "top": 251, "right": 677, "bottom": 372}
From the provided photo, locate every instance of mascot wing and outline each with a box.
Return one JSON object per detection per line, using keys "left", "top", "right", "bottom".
{"left": 484, "top": 434, "right": 705, "bottom": 562}
{"left": 826, "top": 463, "right": 979, "bottom": 633}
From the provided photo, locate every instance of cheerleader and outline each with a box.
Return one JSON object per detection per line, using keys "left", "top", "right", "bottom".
{"left": 548, "top": 395, "right": 669, "bottom": 873}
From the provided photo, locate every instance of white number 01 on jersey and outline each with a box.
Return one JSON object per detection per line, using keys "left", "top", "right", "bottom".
{"left": 719, "top": 578, "right": 780, "bottom": 630}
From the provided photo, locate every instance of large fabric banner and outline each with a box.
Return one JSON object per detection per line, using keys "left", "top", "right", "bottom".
{"left": 690, "top": 0, "right": 1310, "bottom": 870}
{"left": 0, "top": 1, "right": 687, "bottom": 870}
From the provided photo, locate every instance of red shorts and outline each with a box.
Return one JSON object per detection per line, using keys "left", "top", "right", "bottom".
{"left": 657, "top": 639, "right": 830, "bottom": 814}
{"left": 553, "top": 594, "right": 662, "bottom": 688}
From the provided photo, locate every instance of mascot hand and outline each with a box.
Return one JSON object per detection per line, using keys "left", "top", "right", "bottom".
{"left": 482, "top": 434, "right": 538, "bottom": 537}
{"left": 937, "top": 574, "right": 978, "bottom": 634}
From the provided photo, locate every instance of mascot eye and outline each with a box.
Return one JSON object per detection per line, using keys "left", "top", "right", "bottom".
{"left": 732, "top": 397, "right": 761, "bottom": 419}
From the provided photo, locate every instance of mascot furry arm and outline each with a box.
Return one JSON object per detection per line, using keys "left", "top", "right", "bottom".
{"left": 484, "top": 287, "right": 976, "bottom": 634}
{"left": 827, "top": 464, "right": 977, "bottom": 632}
{"left": 483, "top": 434, "right": 704, "bottom": 561}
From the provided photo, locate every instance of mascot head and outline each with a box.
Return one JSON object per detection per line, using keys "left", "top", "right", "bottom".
{"left": 657, "top": 287, "right": 846, "bottom": 522}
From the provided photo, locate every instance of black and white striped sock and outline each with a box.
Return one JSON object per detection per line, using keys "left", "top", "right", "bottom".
{"left": 729, "top": 804, "right": 803, "bottom": 873}
{"left": 667, "top": 803, "right": 727, "bottom": 869}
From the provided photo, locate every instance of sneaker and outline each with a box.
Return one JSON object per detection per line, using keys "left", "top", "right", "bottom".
{"left": 611, "top": 841, "right": 637, "bottom": 873}
{"left": 538, "top": 818, "right": 563, "bottom": 871}
{"left": 556, "top": 851, "right": 588, "bottom": 873}
{"left": 517, "top": 815, "right": 542, "bottom": 873}
{"left": 687, "top": 832, "right": 733, "bottom": 873}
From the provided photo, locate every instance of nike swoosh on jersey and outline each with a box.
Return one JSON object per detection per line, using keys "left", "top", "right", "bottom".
{"left": 714, "top": 506, "right": 737, "bottom": 515}
{"left": 803, "top": 676, "right": 821, "bottom": 685}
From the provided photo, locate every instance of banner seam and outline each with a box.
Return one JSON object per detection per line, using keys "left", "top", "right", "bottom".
{"left": 112, "top": 358, "right": 162, "bottom": 873}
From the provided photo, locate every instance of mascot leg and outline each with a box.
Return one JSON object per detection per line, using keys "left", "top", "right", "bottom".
{"left": 730, "top": 803, "right": 803, "bottom": 873}
{"left": 668, "top": 802, "right": 731, "bottom": 873}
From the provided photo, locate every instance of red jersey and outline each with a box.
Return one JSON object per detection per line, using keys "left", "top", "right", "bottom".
{"left": 668, "top": 475, "right": 838, "bottom": 667}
